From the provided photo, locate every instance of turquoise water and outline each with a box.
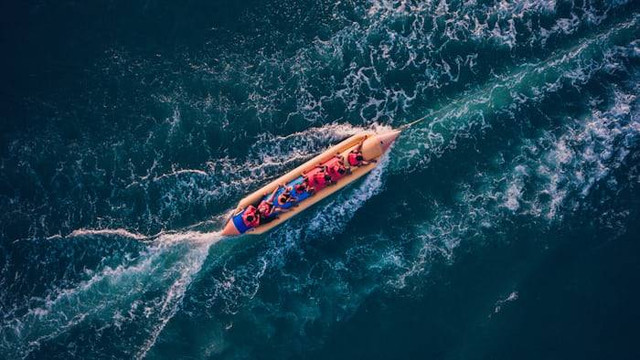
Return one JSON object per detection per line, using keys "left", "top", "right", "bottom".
{"left": 1, "top": 0, "right": 640, "bottom": 358}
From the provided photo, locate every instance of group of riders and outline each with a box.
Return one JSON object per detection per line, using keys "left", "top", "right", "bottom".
{"left": 240, "top": 143, "right": 373, "bottom": 229}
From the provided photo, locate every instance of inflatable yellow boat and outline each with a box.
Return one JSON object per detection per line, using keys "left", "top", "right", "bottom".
{"left": 221, "top": 129, "right": 400, "bottom": 236}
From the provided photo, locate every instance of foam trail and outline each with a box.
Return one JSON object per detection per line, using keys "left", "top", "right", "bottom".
{"left": 394, "top": 83, "right": 640, "bottom": 286}
{"left": 391, "top": 15, "right": 640, "bottom": 172}
{"left": 0, "top": 231, "right": 221, "bottom": 359}
{"left": 67, "top": 228, "right": 149, "bottom": 241}
{"left": 134, "top": 232, "right": 217, "bottom": 359}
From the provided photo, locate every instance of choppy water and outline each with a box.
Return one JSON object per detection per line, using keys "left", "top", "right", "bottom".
{"left": 2, "top": 0, "right": 640, "bottom": 358}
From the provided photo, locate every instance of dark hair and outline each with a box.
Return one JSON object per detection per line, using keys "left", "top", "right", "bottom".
{"left": 356, "top": 155, "right": 363, "bottom": 161}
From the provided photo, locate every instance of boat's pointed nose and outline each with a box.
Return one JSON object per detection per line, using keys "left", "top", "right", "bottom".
{"left": 361, "top": 130, "right": 401, "bottom": 160}
{"left": 377, "top": 130, "right": 401, "bottom": 153}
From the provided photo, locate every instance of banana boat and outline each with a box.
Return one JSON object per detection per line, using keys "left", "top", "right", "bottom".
{"left": 221, "top": 129, "right": 401, "bottom": 236}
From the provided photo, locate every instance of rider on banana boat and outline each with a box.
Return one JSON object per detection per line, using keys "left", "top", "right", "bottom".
{"left": 324, "top": 154, "right": 347, "bottom": 182}
{"left": 347, "top": 142, "right": 374, "bottom": 167}
{"left": 294, "top": 176, "right": 314, "bottom": 195}
{"left": 273, "top": 183, "right": 298, "bottom": 209}
{"left": 257, "top": 186, "right": 289, "bottom": 220}
{"left": 241, "top": 205, "right": 261, "bottom": 228}
{"left": 304, "top": 166, "right": 333, "bottom": 191}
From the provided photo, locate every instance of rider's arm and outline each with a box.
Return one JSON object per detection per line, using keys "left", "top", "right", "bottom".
{"left": 267, "top": 186, "right": 279, "bottom": 203}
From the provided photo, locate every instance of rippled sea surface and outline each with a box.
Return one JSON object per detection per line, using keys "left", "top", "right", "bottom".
{"left": 2, "top": 0, "right": 640, "bottom": 358}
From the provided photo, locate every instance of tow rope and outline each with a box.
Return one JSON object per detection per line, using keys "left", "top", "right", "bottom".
{"left": 399, "top": 115, "right": 429, "bottom": 130}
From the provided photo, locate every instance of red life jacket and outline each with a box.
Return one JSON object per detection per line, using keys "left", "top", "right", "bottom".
{"left": 309, "top": 169, "right": 329, "bottom": 190}
{"left": 325, "top": 157, "right": 346, "bottom": 182}
{"left": 242, "top": 205, "right": 260, "bottom": 227}
{"left": 348, "top": 151, "right": 362, "bottom": 167}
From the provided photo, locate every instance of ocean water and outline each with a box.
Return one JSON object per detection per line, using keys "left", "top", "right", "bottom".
{"left": 1, "top": 0, "right": 640, "bottom": 358}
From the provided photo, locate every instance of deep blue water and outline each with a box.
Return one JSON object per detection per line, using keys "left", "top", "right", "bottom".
{"left": 1, "top": 0, "right": 640, "bottom": 359}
